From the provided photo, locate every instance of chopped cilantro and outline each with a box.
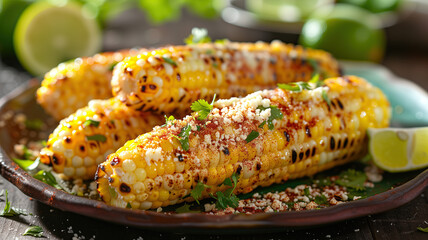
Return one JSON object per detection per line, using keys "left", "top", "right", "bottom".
{"left": 322, "top": 89, "right": 331, "bottom": 107}
{"left": 213, "top": 173, "right": 240, "bottom": 209}
{"left": 245, "top": 130, "right": 259, "bottom": 143}
{"left": 12, "top": 157, "right": 39, "bottom": 171}
{"left": 175, "top": 124, "right": 192, "bottom": 151}
{"left": 22, "top": 146, "right": 34, "bottom": 160}
{"left": 196, "top": 125, "right": 201, "bottom": 131}
{"left": 190, "top": 181, "right": 211, "bottom": 204}
{"left": 83, "top": 119, "right": 100, "bottom": 127}
{"left": 108, "top": 186, "right": 118, "bottom": 199}
{"left": 86, "top": 134, "right": 107, "bottom": 142}
{"left": 22, "top": 226, "right": 43, "bottom": 237}
{"left": 215, "top": 39, "right": 229, "bottom": 44}
{"left": 184, "top": 28, "right": 211, "bottom": 45}
{"left": 24, "top": 119, "right": 43, "bottom": 131}
{"left": 335, "top": 169, "right": 367, "bottom": 191}
{"left": 0, "top": 190, "right": 28, "bottom": 217}
{"left": 33, "top": 170, "right": 63, "bottom": 190}
{"left": 126, "top": 202, "right": 132, "bottom": 209}
{"left": 108, "top": 62, "right": 118, "bottom": 71}
{"left": 277, "top": 82, "right": 312, "bottom": 92}
{"left": 175, "top": 203, "right": 200, "bottom": 213}
{"left": 309, "top": 74, "right": 324, "bottom": 88}
{"left": 162, "top": 56, "right": 177, "bottom": 66}
{"left": 190, "top": 94, "right": 216, "bottom": 120}
{"left": 314, "top": 194, "right": 329, "bottom": 205}
{"left": 257, "top": 105, "right": 283, "bottom": 130}
{"left": 307, "top": 59, "right": 320, "bottom": 76}
{"left": 417, "top": 227, "right": 428, "bottom": 233}
{"left": 161, "top": 115, "right": 175, "bottom": 127}
{"left": 303, "top": 188, "right": 310, "bottom": 197}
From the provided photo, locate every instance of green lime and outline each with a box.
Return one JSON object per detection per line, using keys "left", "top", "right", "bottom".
{"left": 246, "top": 0, "right": 333, "bottom": 22}
{"left": 299, "top": 4, "right": 385, "bottom": 62}
{"left": 14, "top": 1, "right": 102, "bottom": 76}
{"left": 0, "top": 0, "right": 34, "bottom": 57}
{"left": 368, "top": 127, "right": 428, "bottom": 172}
{"left": 337, "top": 0, "right": 402, "bottom": 13}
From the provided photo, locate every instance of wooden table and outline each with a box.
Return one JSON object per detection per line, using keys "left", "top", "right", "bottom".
{"left": 1, "top": 8, "right": 427, "bottom": 240}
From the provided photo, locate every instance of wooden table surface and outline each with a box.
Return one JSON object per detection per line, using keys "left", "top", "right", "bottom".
{"left": 1, "top": 8, "right": 428, "bottom": 240}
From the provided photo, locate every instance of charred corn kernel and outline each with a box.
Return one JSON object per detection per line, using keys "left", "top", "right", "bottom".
{"left": 37, "top": 49, "right": 146, "bottom": 120}
{"left": 39, "top": 98, "right": 164, "bottom": 180}
{"left": 97, "top": 76, "right": 390, "bottom": 209}
{"left": 112, "top": 41, "right": 340, "bottom": 114}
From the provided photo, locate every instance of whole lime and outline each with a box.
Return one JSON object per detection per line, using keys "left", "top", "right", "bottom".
{"left": 299, "top": 4, "right": 385, "bottom": 62}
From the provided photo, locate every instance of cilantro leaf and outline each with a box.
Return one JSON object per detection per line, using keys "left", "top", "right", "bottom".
{"left": 190, "top": 94, "right": 216, "bottom": 120}
{"left": 322, "top": 89, "right": 331, "bottom": 107}
{"left": 184, "top": 27, "right": 211, "bottom": 44}
{"left": 335, "top": 169, "right": 367, "bottom": 191}
{"left": 0, "top": 190, "right": 28, "bottom": 217}
{"left": 24, "top": 119, "right": 43, "bottom": 131}
{"left": 314, "top": 194, "right": 329, "bottom": 205}
{"left": 303, "top": 188, "right": 310, "bottom": 197}
{"left": 12, "top": 157, "right": 39, "bottom": 171}
{"left": 33, "top": 170, "right": 63, "bottom": 190}
{"left": 22, "top": 146, "right": 34, "bottom": 160}
{"left": 190, "top": 181, "right": 210, "bottom": 204}
{"left": 214, "top": 38, "right": 229, "bottom": 44}
{"left": 277, "top": 82, "right": 312, "bottom": 92}
{"left": 161, "top": 115, "right": 175, "bottom": 127}
{"left": 22, "top": 226, "right": 43, "bottom": 237}
{"left": 417, "top": 227, "right": 428, "bottom": 233}
{"left": 257, "top": 106, "right": 283, "bottom": 130}
{"left": 162, "top": 56, "right": 177, "bottom": 66}
{"left": 213, "top": 173, "right": 240, "bottom": 209}
{"left": 126, "top": 202, "right": 132, "bottom": 209}
{"left": 175, "top": 124, "right": 192, "bottom": 151}
{"left": 108, "top": 62, "right": 118, "bottom": 71}
{"left": 108, "top": 186, "right": 118, "bottom": 199}
{"left": 175, "top": 203, "right": 200, "bottom": 213}
{"left": 245, "top": 130, "right": 259, "bottom": 143}
{"left": 83, "top": 119, "right": 100, "bottom": 128}
{"left": 86, "top": 134, "right": 107, "bottom": 142}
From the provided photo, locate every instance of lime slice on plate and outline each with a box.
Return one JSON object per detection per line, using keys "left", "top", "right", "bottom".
{"left": 14, "top": 1, "right": 102, "bottom": 76}
{"left": 368, "top": 127, "right": 428, "bottom": 172}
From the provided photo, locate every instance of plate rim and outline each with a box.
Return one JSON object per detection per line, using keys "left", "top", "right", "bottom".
{"left": 0, "top": 81, "right": 427, "bottom": 229}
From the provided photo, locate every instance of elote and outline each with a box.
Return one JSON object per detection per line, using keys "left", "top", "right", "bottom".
{"left": 96, "top": 76, "right": 390, "bottom": 209}
{"left": 37, "top": 49, "right": 145, "bottom": 120}
{"left": 112, "top": 41, "right": 340, "bottom": 114}
{"left": 39, "top": 98, "right": 164, "bottom": 180}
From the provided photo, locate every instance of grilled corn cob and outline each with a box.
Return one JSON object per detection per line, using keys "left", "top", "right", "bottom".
{"left": 112, "top": 41, "right": 340, "bottom": 114}
{"left": 97, "top": 76, "right": 390, "bottom": 209}
{"left": 39, "top": 98, "right": 164, "bottom": 180}
{"left": 37, "top": 49, "right": 145, "bottom": 120}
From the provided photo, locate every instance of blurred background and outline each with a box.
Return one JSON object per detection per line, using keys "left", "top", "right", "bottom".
{"left": 0, "top": 0, "right": 427, "bottom": 84}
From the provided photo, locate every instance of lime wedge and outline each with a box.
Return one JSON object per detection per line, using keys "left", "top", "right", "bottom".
{"left": 368, "top": 127, "right": 428, "bottom": 172}
{"left": 13, "top": 1, "right": 102, "bottom": 76}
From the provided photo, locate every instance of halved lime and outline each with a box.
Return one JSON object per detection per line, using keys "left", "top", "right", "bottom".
{"left": 368, "top": 127, "right": 428, "bottom": 172}
{"left": 14, "top": 1, "right": 102, "bottom": 76}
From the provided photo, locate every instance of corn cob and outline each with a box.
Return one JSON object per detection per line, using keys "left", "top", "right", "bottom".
{"left": 111, "top": 40, "right": 340, "bottom": 114}
{"left": 37, "top": 49, "right": 145, "bottom": 120}
{"left": 39, "top": 98, "right": 164, "bottom": 180}
{"left": 96, "top": 76, "right": 390, "bottom": 210}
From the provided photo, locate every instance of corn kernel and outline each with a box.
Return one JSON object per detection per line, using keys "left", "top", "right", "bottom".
{"left": 158, "top": 189, "right": 169, "bottom": 201}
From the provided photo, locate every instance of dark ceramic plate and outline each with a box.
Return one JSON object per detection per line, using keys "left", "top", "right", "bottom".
{"left": 1, "top": 68, "right": 428, "bottom": 230}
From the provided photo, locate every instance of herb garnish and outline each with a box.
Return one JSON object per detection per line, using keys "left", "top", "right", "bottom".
{"left": 162, "top": 56, "right": 177, "bottom": 66}
{"left": 126, "top": 203, "right": 132, "bottom": 209}
{"left": 109, "top": 62, "right": 118, "bottom": 71}
{"left": 0, "top": 190, "right": 28, "bottom": 217}
{"left": 277, "top": 82, "right": 312, "bottom": 92}
{"left": 190, "top": 181, "right": 211, "bottom": 204}
{"left": 24, "top": 119, "right": 43, "bottom": 131}
{"left": 212, "top": 173, "right": 240, "bottom": 209}
{"left": 417, "top": 227, "right": 428, "bottom": 233}
{"left": 257, "top": 105, "right": 283, "bottom": 130}
{"left": 33, "top": 170, "right": 63, "bottom": 190}
{"left": 314, "top": 194, "right": 329, "bottom": 205}
{"left": 191, "top": 94, "right": 216, "bottom": 120}
{"left": 175, "top": 203, "right": 200, "bottom": 213}
{"left": 322, "top": 89, "right": 331, "bottom": 107}
{"left": 83, "top": 119, "right": 100, "bottom": 127}
{"left": 335, "top": 169, "right": 367, "bottom": 191}
{"left": 184, "top": 28, "right": 211, "bottom": 45}
{"left": 161, "top": 115, "right": 175, "bottom": 127}
{"left": 22, "top": 226, "right": 43, "bottom": 237}
{"left": 86, "top": 134, "right": 107, "bottom": 142}
{"left": 12, "top": 157, "right": 40, "bottom": 171}
{"left": 245, "top": 130, "right": 259, "bottom": 143}
{"left": 175, "top": 124, "right": 192, "bottom": 151}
